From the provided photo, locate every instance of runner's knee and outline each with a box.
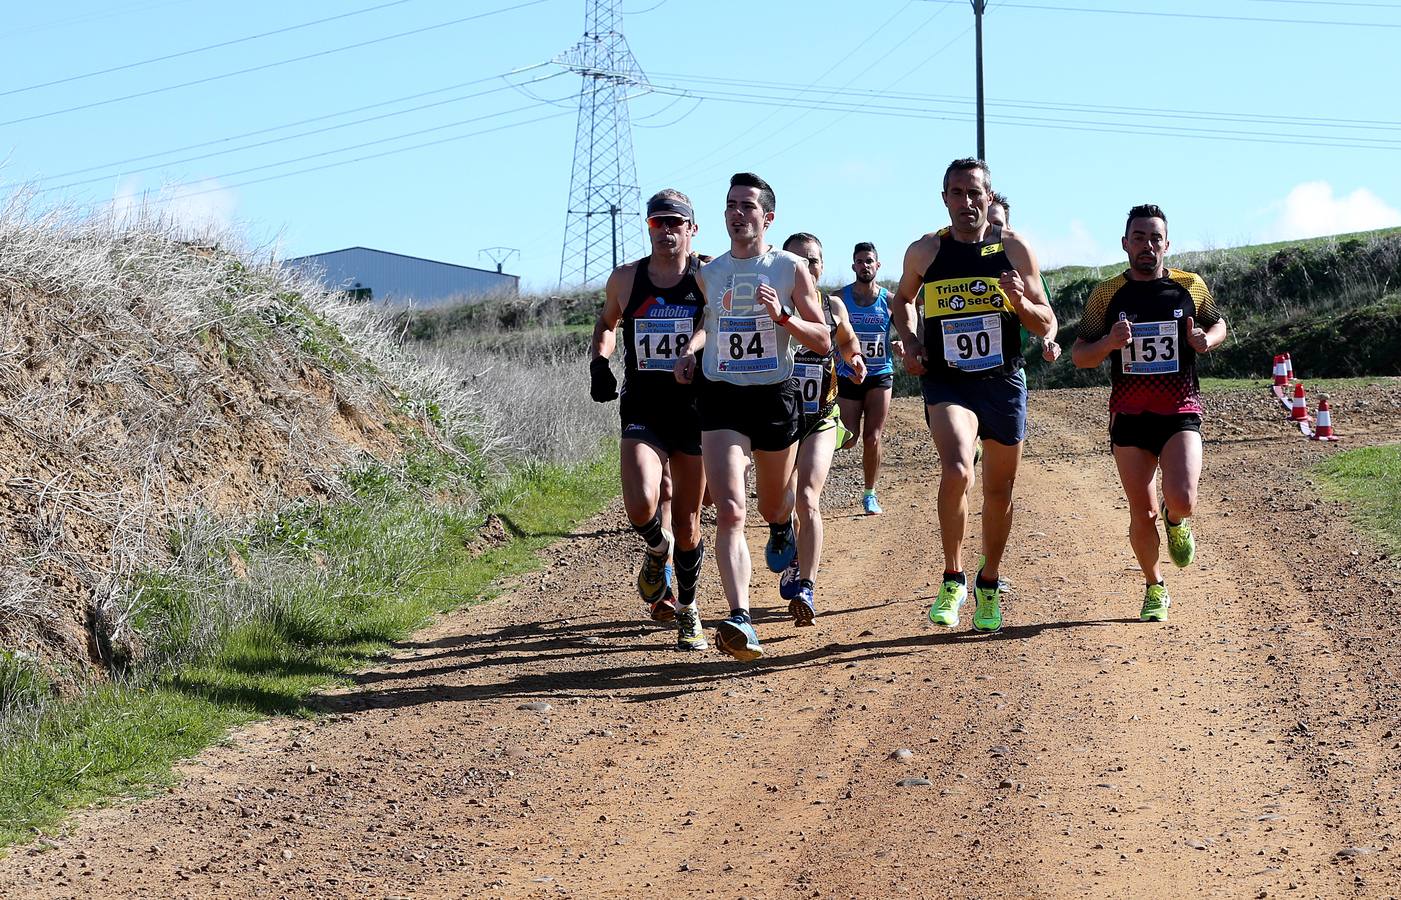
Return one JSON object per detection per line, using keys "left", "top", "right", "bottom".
{"left": 1164, "top": 483, "right": 1196, "bottom": 520}
{"left": 714, "top": 496, "right": 746, "bottom": 530}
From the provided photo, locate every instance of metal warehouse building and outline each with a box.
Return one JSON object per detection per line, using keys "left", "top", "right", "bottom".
{"left": 282, "top": 246, "right": 519, "bottom": 307}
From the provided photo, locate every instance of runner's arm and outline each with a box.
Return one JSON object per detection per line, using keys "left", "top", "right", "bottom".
{"left": 892, "top": 236, "right": 936, "bottom": 375}
{"left": 775, "top": 261, "right": 832, "bottom": 355}
{"left": 590, "top": 266, "right": 629, "bottom": 361}
{"left": 1002, "top": 231, "right": 1055, "bottom": 338}
{"left": 675, "top": 272, "right": 706, "bottom": 384}
{"left": 829, "top": 296, "right": 863, "bottom": 368}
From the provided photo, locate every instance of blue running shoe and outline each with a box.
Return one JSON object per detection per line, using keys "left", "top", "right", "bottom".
{"left": 778, "top": 559, "right": 803, "bottom": 600}
{"left": 763, "top": 519, "right": 797, "bottom": 573}
{"left": 715, "top": 616, "right": 763, "bottom": 661}
{"left": 788, "top": 585, "right": 816, "bottom": 627}
{"left": 862, "top": 492, "right": 882, "bottom": 515}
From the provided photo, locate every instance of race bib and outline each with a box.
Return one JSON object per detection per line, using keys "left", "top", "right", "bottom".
{"left": 632, "top": 318, "right": 693, "bottom": 371}
{"left": 793, "top": 363, "right": 823, "bottom": 414}
{"left": 1121, "top": 320, "right": 1179, "bottom": 374}
{"left": 856, "top": 330, "right": 886, "bottom": 360}
{"left": 941, "top": 315, "right": 1004, "bottom": 372}
{"left": 717, "top": 315, "right": 779, "bottom": 373}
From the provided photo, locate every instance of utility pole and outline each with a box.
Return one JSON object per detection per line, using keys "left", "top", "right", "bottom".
{"left": 972, "top": 0, "right": 986, "bottom": 160}
{"left": 478, "top": 247, "right": 519, "bottom": 274}
{"left": 555, "top": 0, "right": 648, "bottom": 288}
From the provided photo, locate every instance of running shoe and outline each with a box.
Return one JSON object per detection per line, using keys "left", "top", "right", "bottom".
{"left": 928, "top": 577, "right": 967, "bottom": 627}
{"left": 636, "top": 530, "right": 673, "bottom": 604}
{"left": 1140, "top": 582, "right": 1171, "bottom": 622}
{"left": 649, "top": 583, "right": 677, "bottom": 623}
{"left": 973, "top": 437, "right": 984, "bottom": 466}
{"left": 675, "top": 604, "right": 708, "bottom": 651}
{"left": 715, "top": 616, "right": 764, "bottom": 661}
{"left": 763, "top": 519, "right": 797, "bottom": 573}
{"left": 972, "top": 573, "right": 1003, "bottom": 633}
{"left": 1164, "top": 515, "right": 1196, "bottom": 568}
{"left": 788, "top": 584, "right": 816, "bottom": 627}
{"left": 778, "top": 558, "right": 803, "bottom": 600}
{"left": 862, "top": 492, "right": 882, "bottom": 516}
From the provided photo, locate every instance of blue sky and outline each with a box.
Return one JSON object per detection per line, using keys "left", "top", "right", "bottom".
{"left": 5, "top": 0, "right": 1401, "bottom": 293}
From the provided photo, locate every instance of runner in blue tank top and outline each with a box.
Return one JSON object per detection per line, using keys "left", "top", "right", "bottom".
{"left": 834, "top": 242, "right": 902, "bottom": 515}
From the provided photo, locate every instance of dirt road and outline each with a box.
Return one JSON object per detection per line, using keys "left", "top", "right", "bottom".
{"left": 4, "top": 385, "right": 1400, "bottom": 899}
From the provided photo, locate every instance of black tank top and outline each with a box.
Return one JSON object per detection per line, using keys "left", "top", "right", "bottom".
{"left": 620, "top": 256, "right": 704, "bottom": 396}
{"left": 920, "top": 225, "right": 1023, "bottom": 381}
{"left": 793, "top": 293, "right": 839, "bottom": 417}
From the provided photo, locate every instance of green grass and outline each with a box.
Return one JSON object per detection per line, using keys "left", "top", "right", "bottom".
{"left": 0, "top": 449, "right": 618, "bottom": 847}
{"left": 1315, "top": 444, "right": 1401, "bottom": 557}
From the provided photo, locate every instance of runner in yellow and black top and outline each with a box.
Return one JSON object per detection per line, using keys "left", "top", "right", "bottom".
{"left": 1072, "top": 203, "right": 1227, "bottom": 623}
{"left": 892, "top": 158, "right": 1056, "bottom": 634}
{"left": 776, "top": 232, "right": 865, "bottom": 626}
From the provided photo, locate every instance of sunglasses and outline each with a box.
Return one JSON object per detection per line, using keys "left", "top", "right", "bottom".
{"left": 647, "top": 215, "right": 689, "bottom": 229}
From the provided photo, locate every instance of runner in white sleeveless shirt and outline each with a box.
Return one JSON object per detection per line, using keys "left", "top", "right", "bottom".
{"left": 674, "top": 173, "right": 831, "bottom": 661}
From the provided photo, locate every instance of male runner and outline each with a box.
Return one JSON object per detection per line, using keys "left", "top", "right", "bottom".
{"left": 835, "top": 242, "right": 901, "bottom": 515}
{"left": 674, "top": 173, "right": 831, "bottom": 660}
{"left": 988, "top": 192, "right": 1061, "bottom": 364}
{"left": 1071, "top": 204, "right": 1226, "bottom": 621}
{"left": 590, "top": 189, "right": 709, "bottom": 651}
{"left": 892, "top": 158, "right": 1055, "bottom": 633}
{"left": 777, "top": 232, "right": 866, "bottom": 625}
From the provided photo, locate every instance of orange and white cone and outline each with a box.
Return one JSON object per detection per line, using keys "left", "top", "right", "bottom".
{"left": 1272, "top": 354, "right": 1288, "bottom": 387}
{"left": 1290, "top": 381, "right": 1309, "bottom": 422}
{"left": 1312, "top": 393, "right": 1340, "bottom": 441}
{"left": 1284, "top": 352, "right": 1295, "bottom": 382}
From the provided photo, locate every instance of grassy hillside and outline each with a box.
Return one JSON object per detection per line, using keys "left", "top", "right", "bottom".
{"left": 1036, "top": 227, "right": 1401, "bottom": 388}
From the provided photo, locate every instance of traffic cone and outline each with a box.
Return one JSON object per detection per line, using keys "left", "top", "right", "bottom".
{"left": 1312, "top": 393, "right": 1340, "bottom": 441}
{"left": 1290, "top": 381, "right": 1308, "bottom": 422}
{"left": 1284, "top": 352, "right": 1294, "bottom": 382}
{"left": 1272, "top": 354, "right": 1287, "bottom": 387}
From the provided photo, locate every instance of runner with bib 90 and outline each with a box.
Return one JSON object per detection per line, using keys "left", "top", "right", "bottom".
{"left": 674, "top": 173, "right": 832, "bottom": 661}
{"left": 892, "top": 158, "right": 1056, "bottom": 634}
{"left": 1071, "top": 204, "right": 1226, "bottom": 622}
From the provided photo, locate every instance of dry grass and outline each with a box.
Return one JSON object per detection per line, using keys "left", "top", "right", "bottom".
{"left": 0, "top": 190, "right": 484, "bottom": 701}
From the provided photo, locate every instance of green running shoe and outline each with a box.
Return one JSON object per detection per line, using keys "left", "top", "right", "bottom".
{"left": 973, "top": 437, "right": 984, "bottom": 466}
{"left": 1141, "top": 582, "right": 1171, "bottom": 622}
{"left": 972, "top": 575, "right": 1003, "bottom": 633}
{"left": 929, "top": 577, "right": 967, "bottom": 627}
{"left": 1164, "top": 515, "right": 1195, "bottom": 568}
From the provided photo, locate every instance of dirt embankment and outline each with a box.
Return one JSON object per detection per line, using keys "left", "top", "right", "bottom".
{"left": 0, "top": 235, "right": 416, "bottom": 679}
{"left": 2, "top": 385, "right": 1399, "bottom": 898}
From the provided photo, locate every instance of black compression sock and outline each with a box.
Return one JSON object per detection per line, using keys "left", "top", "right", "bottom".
{"left": 943, "top": 570, "right": 966, "bottom": 585}
{"left": 728, "top": 609, "right": 751, "bottom": 624}
{"left": 975, "top": 571, "right": 999, "bottom": 591}
{"left": 674, "top": 541, "right": 704, "bottom": 605}
{"left": 768, "top": 520, "right": 792, "bottom": 540}
{"left": 799, "top": 578, "right": 814, "bottom": 590}
{"left": 632, "top": 512, "right": 668, "bottom": 553}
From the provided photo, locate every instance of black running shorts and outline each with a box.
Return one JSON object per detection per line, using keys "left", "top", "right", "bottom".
{"left": 696, "top": 374, "right": 800, "bottom": 452}
{"left": 619, "top": 388, "right": 701, "bottom": 456}
{"left": 1109, "top": 411, "right": 1202, "bottom": 457}
{"left": 836, "top": 372, "right": 893, "bottom": 401}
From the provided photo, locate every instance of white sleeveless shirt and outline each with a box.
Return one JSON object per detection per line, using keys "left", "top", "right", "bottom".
{"left": 699, "top": 248, "right": 802, "bottom": 386}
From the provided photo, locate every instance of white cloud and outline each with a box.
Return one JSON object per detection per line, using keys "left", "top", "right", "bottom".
{"left": 1263, "top": 181, "right": 1401, "bottom": 242}
{"left": 110, "top": 177, "right": 239, "bottom": 234}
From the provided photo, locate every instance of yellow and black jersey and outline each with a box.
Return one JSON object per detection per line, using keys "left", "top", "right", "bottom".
{"left": 920, "top": 225, "right": 1022, "bottom": 382}
{"left": 1077, "top": 268, "right": 1222, "bottom": 415}
{"left": 793, "top": 293, "right": 838, "bottom": 418}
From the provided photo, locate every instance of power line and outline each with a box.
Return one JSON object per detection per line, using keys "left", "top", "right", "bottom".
{"left": 0, "top": 1, "right": 198, "bottom": 41}
{"left": 0, "top": 0, "right": 553, "bottom": 129}
{"left": 37, "top": 71, "right": 568, "bottom": 193}
{"left": 0, "top": 0, "right": 421, "bottom": 99}
{"left": 32, "top": 65, "right": 553, "bottom": 184}
{"left": 131, "top": 109, "right": 574, "bottom": 206}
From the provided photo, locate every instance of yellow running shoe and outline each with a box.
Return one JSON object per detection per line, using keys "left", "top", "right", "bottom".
{"left": 1164, "top": 515, "right": 1195, "bottom": 568}
{"left": 929, "top": 577, "right": 967, "bottom": 627}
{"left": 1140, "top": 582, "right": 1171, "bottom": 622}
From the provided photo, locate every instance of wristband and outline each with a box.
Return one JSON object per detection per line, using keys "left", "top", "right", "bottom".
{"left": 776, "top": 311, "right": 791, "bottom": 326}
